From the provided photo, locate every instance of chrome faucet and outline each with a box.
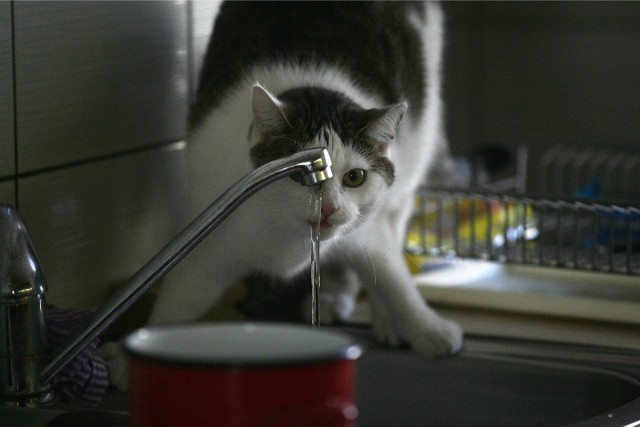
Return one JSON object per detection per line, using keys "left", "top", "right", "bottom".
{"left": 0, "top": 147, "right": 332, "bottom": 405}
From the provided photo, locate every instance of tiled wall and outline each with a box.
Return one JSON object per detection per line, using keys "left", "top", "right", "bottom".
{"left": 1, "top": 1, "right": 218, "bottom": 308}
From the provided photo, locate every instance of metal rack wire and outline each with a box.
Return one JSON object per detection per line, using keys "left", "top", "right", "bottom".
{"left": 406, "top": 145, "right": 640, "bottom": 276}
{"left": 535, "top": 146, "right": 640, "bottom": 201}
{"left": 406, "top": 190, "right": 640, "bottom": 276}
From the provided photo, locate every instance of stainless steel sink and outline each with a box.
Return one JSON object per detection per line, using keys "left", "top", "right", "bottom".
{"left": 2, "top": 329, "right": 639, "bottom": 427}
{"left": 356, "top": 333, "right": 640, "bottom": 427}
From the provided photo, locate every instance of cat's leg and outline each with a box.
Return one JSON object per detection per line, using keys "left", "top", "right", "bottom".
{"left": 301, "top": 261, "right": 361, "bottom": 324}
{"left": 148, "top": 251, "right": 239, "bottom": 325}
{"left": 366, "top": 281, "right": 400, "bottom": 346}
{"left": 145, "top": 207, "right": 262, "bottom": 323}
{"left": 353, "top": 218, "right": 463, "bottom": 357}
{"left": 370, "top": 254, "right": 463, "bottom": 356}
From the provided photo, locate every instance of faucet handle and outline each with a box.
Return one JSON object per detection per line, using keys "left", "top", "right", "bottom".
{"left": 0, "top": 204, "right": 47, "bottom": 301}
{"left": 0, "top": 204, "right": 51, "bottom": 403}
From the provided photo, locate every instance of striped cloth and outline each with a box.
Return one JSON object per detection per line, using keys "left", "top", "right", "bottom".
{"left": 46, "top": 306, "right": 110, "bottom": 405}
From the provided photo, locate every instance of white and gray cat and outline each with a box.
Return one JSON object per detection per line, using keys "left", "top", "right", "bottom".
{"left": 105, "top": 2, "right": 463, "bottom": 384}
{"left": 157, "top": 0, "right": 461, "bottom": 352}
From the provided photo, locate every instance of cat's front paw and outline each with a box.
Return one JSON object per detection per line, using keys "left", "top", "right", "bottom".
{"left": 408, "top": 317, "right": 464, "bottom": 358}
{"left": 370, "top": 306, "right": 463, "bottom": 357}
{"left": 98, "top": 341, "right": 129, "bottom": 391}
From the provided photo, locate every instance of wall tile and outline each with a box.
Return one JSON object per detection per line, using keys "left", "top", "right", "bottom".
{"left": 443, "top": 2, "right": 640, "bottom": 152}
{"left": 14, "top": 1, "right": 189, "bottom": 173}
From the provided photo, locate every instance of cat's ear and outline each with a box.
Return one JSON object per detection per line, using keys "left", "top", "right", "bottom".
{"left": 251, "top": 83, "right": 291, "bottom": 136}
{"left": 362, "top": 102, "right": 407, "bottom": 148}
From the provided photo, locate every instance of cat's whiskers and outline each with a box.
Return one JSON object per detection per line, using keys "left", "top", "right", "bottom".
{"left": 402, "top": 248, "right": 423, "bottom": 272}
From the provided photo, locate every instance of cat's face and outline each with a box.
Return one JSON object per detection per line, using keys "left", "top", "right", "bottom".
{"left": 304, "top": 131, "right": 391, "bottom": 241}
{"left": 249, "top": 84, "right": 406, "bottom": 241}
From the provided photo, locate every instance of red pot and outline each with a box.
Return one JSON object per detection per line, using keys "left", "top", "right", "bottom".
{"left": 125, "top": 322, "right": 361, "bottom": 426}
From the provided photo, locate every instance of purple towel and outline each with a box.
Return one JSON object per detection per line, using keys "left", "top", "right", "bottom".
{"left": 46, "top": 306, "right": 110, "bottom": 405}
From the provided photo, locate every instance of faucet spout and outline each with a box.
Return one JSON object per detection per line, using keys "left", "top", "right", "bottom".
{"left": 296, "top": 148, "right": 332, "bottom": 186}
{"left": 0, "top": 147, "right": 331, "bottom": 403}
{"left": 39, "top": 147, "right": 332, "bottom": 387}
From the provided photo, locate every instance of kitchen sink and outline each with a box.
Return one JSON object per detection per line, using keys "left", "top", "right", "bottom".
{"left": 2, "top": 328, "right": 639, "bottom": 426}
{"left": 355, "top": 331, "right": 640, "bottom": 427}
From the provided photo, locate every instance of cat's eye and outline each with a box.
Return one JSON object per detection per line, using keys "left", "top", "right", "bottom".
{"left": 343, "top": 168, "right": 366, "bottom": 188}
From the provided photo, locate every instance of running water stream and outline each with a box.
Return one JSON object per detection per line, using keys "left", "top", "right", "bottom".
{"left": 309, "top": 185, "right": 323, "bottom": 327}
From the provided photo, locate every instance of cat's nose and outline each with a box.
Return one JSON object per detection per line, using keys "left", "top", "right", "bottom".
{"left": 321, "top": 205, "right": 339, "bottom": 219}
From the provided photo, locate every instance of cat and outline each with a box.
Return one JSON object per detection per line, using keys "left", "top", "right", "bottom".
{"left": 139, "top": 1, "right": 462, "bottom": 368}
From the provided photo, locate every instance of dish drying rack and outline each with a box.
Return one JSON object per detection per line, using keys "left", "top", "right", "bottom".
{"left": 407, "top": 146, "right": 640, "bottom": 277}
